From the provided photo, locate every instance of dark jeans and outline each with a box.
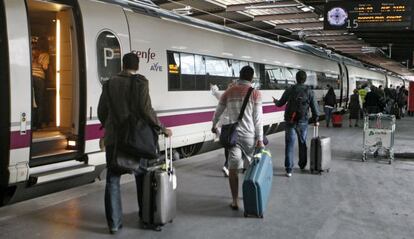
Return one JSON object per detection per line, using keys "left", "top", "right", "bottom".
{"left": 33, "top": 76, "right": 46, "bottom": 128}
{"left": 104, "top": 146, "right": 144, "bottom": 230}
{"left": 324, "top": 106, "right": 334, "bottom": 127}
{"left": 285, "top": 122, "right": 308, "bottom": 173}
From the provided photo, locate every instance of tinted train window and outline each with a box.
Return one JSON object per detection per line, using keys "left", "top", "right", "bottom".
{"left": 96, "top": 31, "right": 121, "bottom": 83}
{"left": 166, "top": 50, "right": 339, "bottom": 91}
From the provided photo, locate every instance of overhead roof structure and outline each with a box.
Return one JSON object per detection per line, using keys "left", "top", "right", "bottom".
{"left": 152, "top": 0, "right": 414, "bottom": 77}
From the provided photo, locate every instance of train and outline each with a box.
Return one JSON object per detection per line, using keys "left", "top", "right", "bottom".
{"left": 0, "top": 0, "right": 409, "bottom": 205}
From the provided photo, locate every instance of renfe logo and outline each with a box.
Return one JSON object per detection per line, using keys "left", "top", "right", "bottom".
{"left": 135, "top": 48, "right": 156, "bottom": 63}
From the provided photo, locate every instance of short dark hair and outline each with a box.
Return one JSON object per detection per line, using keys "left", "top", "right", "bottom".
{"left": 296, "top": 70, "right": 307, "bottom": 84}
{"left": 123, "top": 52, "right": 139, "bottom": 71}
{"left": 240, "top": 65, "right": 254, "bottom": 82}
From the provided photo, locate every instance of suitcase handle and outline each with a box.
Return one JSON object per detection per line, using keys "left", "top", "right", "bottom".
{"left": 164, "top": 136, "right": 173, "bottom": 173}
{"left": 313, "top": 125, "right": 319, "bottom": 138}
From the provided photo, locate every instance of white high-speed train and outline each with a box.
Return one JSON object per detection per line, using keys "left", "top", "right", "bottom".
{"left": 0, "top": 0, "right": 408, "bottom": 204}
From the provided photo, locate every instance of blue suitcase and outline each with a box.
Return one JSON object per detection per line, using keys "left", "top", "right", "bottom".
{"left": 242, "top": 149, "right": 273, "bottom": 218}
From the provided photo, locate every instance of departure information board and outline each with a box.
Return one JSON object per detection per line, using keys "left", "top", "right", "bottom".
{"left": 324, "top": 0, "right": 413, "bottom": 30}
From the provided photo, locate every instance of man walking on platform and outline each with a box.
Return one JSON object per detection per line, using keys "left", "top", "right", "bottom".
{"left": 273, "top": 70, "right": 319, "bottom": 177}
{"left": 212, "top": 66, "right": 264, "bottom": 210}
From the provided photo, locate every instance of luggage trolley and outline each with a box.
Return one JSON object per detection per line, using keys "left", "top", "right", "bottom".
{"left": 362, "top": 113, "right": 396, "bottom": 164}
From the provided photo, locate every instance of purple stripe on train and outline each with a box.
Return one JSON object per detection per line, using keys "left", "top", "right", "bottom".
{"left": 10, "top": 131, "right": 31, "bottom": 149}
{"left": 10, "top": 104, "right": 286, "bottom": 149}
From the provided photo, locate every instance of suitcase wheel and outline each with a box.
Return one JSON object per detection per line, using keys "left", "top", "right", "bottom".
{"left": 244, "top": 212, "right": 248, "bottom": 218}
{"left": 258, "top": 214, "right": 264, "bottom": 219}
{"left": 169, "top": 219, "right": 173, "bottom": 223}
{"left": 326, "top": 169, "right": 330, "bottom": 173}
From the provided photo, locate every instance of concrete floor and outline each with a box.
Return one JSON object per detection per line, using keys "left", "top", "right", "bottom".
{"left": 1, "top": 117, "right": 413, "bottom": 239}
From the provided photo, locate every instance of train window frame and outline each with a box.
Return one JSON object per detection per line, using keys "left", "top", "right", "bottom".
{"left": 96, "top": 30, "right": 122, "bottom": 85}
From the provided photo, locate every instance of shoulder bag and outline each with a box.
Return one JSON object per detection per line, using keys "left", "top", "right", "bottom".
{"left": 105, "top": 77, "right": 159, "bottom": 173}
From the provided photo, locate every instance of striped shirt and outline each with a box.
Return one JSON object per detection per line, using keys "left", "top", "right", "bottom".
{"left": 212, "top": 80, "right": 263, "bottom": 141}
{"left": 32, "top": 53, "right": 49, "bottom": 79}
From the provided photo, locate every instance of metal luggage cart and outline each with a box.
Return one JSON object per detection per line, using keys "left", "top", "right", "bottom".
{"left": 362, "top": 113, "right": 396, "bottom": 164}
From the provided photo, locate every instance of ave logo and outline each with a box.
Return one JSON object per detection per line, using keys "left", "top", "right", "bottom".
{"left": 150, "top": 62, "right": 163, "bottom": 72}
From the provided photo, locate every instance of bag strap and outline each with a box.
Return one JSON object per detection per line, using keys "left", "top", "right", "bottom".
{"left": 237, "top": 87, "right": 254, "bottom": 122}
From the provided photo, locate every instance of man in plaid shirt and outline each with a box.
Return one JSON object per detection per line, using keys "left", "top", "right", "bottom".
{"left": 212, "top": 66, "right": 264, "bottom": 210}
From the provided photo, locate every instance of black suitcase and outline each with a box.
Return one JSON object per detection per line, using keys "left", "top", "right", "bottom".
{"left": 310, "top": 126, "right": 331, "bottom": 174}
{"left": 141, "top": 137, "right": 177, "bottom": 231}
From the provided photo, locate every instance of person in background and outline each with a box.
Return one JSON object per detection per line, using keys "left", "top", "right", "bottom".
{"left": 212, "top": 66, "right": 263, "bottom": 210}
{"left": 98, "top": 53, "right": 172, "bottom": 234}
{"left": 364, "top": 86, "right": 381, "bottom": 114}
{"left": 323, "top": 86, "right": 336, "bottom": 127}
{"left": 32, "top": 37, "right": 50, "bottom": 129}
{"left": 348, "top": 89, "right": 361, "bottom": 127}
{"left": 397, "top": 85, "right": 408, "bottom": 117}
{"left": 210, "top": 82, "right": 235, "bottom": 177}
{"left": 273, "top": 70, "right": 319, "bottom": 177}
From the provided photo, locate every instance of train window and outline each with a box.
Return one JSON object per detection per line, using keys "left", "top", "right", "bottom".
{"left": 194, "top": 55, "right": 206, "bottom": 75}
{"left": 96, "top": 31, "right": 121, "bottom": 84}
{"left": 205, "top": 56, "right": 232, "bottom": 77}
{"left": 180, "top": 53, "right": 195, "bottom": 74}
{"left": 167, "top": 51, "right": 180, "bottom": 90}
{"left": 264, "top": 65, "right": 287, "bottom": 89}
{"left": 317, "top": 72, "right": 340, "bottom": 89}
{"left": 305, "top": 71, "right": 318, "bottom": 89}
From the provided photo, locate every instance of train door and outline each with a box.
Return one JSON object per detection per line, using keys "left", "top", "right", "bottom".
{"left": 0, "top": 0, "right": 11, "bottom": 188}
{"left": 339, "top": 63, "right": 349, "bottom": 107}
{"left": 27, "top": 0, "right": 85, "bottom": 166}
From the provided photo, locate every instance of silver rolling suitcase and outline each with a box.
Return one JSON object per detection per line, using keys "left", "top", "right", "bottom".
{"left": 310, "top": 126, "right": 331, "bottom": 174}
{"left": 142, "top": 137, "right": 177, "bottom": 231}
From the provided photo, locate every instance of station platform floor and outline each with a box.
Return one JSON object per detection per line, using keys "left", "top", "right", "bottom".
{"left": 1, "top": 116, "right": 413, "bottom": 239}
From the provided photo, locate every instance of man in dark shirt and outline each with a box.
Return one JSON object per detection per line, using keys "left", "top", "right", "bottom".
{"left": 98, "top": 53, "right": 171, "bottom": 234}
{"left": 273, "top": 70, "right": 319, "bottom": 177}
{"left": 364, "top": 86, "right": 381, "bottom": 114}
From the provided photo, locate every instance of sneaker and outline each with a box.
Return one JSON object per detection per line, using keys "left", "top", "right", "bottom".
{"left": 222, "top": 166, "right": 229, "bottom": 177}
{"left": 286, "top": 173, "right": 292, "bottom": 177}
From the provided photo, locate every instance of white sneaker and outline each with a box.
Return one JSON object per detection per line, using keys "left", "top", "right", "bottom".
{"left": 286, "top": 173, "right": 292, "bottom": 177}
{"left": 222, "top": 166, "right": 229, "bottom": 177}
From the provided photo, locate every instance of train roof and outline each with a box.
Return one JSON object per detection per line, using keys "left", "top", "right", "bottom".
{"left": 96, "top": 0, "right": 394, "bottom": 75}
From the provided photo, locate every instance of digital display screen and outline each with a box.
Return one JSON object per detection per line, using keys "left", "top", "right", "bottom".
{"left": 324, "top": 0, "right": 413, "bottom": 30}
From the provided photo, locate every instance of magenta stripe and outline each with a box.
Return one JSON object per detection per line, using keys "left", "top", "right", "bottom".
{"left": 9, "top": 106, "right": 286, "bottom": 145}
{"left": 263, "top": 105, "right": 286, "bottom": 113}
{"left": 158, "top": 111, "right": 215, "bottom": 127}
{"left": 10, "top": 131, "right": 31, "bottom": 149}
{"left": 85, "top": 124, "right": 105, "bottom": 141}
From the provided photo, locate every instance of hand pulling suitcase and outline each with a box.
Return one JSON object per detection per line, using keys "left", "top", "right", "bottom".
{"left": 242, "top": 149, "right": 273, "bottom": 218}
{"left": 142, "top": 137, "right": 177, "bottom": 231}
{"left": 310, "top": 126, "right": 331, "bottom": 174}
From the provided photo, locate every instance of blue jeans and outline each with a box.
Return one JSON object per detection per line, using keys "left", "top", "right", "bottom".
{"left": 104, "top": 146, "right": 144, "bottom": 230}
{"left": 285, "top": 122, "right": 308, "bottom": 173}
{"left": 324, "top": 106, "right": 334, "bottom": 127}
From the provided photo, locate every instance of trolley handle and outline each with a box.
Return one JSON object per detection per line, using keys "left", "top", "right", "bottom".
{"left": 313, "top": 125, "right": 319, "bottom": 138}
{"left": 164, "top": 136, "right": 173, "bottom": 173}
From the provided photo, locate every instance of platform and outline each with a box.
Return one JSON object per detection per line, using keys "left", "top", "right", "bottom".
{"left": 1, "top": 117, "right": 413, "bottom": 239}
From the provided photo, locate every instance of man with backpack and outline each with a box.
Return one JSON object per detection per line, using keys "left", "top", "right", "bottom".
{"left": 273, "top": 70, "right": 319, "bottom": 177}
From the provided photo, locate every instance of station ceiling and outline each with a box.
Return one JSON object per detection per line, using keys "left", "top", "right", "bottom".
{"left": 152, "top": 0, "right": 414, "bottom": 77}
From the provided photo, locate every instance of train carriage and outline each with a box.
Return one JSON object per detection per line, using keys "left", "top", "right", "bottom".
{"left": 0, "top": 0, "right": 407, "bottom": 205}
